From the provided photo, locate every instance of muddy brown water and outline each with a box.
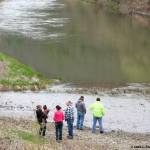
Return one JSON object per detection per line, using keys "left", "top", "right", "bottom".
{"left": 0, "top": 0, "right": 150, "bottom": 86}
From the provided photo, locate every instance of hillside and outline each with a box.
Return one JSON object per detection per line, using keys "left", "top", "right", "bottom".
{"left": 0, "top": 52, "right": 52, "bottom": 91}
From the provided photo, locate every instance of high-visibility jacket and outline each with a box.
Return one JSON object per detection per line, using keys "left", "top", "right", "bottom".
{"left": 89, "top": 101, "right": 105, "bottom": 117}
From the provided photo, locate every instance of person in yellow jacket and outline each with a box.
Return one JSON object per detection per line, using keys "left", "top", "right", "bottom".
{"left": 89, "top": 98, "right": 105, "bottom": 133}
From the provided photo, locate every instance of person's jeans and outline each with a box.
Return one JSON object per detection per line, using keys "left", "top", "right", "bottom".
{"left": 55, "top": 122, "right": 63, "bottom": 140}
{"left": 66, "top": 119, "right": 74, "bottom": 137}
{"left": 92, "top": 117, "right": 103, "bottom": 133}
{"left": 76, "top": 111, "right": 85, "bottom": 129}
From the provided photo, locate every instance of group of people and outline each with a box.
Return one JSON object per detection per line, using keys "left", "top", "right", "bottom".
{"left": 36, "top": 96, "right": 105, "bottom": 142}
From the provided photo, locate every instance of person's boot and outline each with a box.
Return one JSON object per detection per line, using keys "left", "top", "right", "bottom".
{"left": 39, "top": 128, "right": 42, "bottom": 135}
{"left": 67, "top": 135, "right": 73, "bottom": 139}
{"left": 100, "top": 131, "right": 104, "bottom": 134}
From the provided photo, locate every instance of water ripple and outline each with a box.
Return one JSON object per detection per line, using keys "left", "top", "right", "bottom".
{"left": 0, "top": 0, "right": 68, "bottom": 39}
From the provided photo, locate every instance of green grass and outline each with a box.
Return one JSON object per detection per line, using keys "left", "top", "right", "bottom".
{"left": 7, "top": 129, "right": 48, "bottom": 144}
{"left": 106, "top": 0, "right": 120, "bottom": 13}
{"left": 12, "top": 130, "right": 48, "bottom": 144}
{"left": 0, "top": 52, "right": 52, "bottom": 90}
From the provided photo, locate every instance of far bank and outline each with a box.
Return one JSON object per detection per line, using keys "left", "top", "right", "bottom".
{"left": 93, "top": 0, "right": 150, "bottom": 15}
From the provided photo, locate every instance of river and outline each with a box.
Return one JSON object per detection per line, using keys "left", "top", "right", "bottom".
{"left": 0, "top": 0, "right": 150, "bottom": 85}
{"left": 0, "top": 89, "right": 150, "bottom": 133}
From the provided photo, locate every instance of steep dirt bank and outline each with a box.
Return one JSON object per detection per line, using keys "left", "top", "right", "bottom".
{"left": 0, "top": 117, "right": 150, "bottom": 150}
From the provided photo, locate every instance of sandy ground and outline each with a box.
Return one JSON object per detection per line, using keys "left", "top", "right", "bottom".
{"left": 0, "top": 84, "right": 150, "bottom": 134}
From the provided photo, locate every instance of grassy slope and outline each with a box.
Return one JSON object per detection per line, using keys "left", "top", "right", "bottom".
{"left": 0, "top": 52, "right": 52, "bottom": 91}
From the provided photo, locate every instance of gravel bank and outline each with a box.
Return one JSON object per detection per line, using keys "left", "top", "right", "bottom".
{"left": 0, "top": 117, "right": 150, "bottom": 150}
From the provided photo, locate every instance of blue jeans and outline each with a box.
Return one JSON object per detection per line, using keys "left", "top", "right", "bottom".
{"left": 66, "top": 119, "right": 74, "bottom": 137}
{"left": 55, "top": 122, "right": 63, "bottom": 140}
{"left": 92, "top": 117, "right": 103, "bottom": 133}
{"left": 76, "top": 111, "right": 85, "bottom": 129}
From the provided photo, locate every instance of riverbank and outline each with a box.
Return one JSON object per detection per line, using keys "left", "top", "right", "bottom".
{"left": 1, "top": 51, "right": 150, "bottom": 93}
{"left": 0, "top": 52, "right": 150, "bottom": 149}
{"left": 94, "top": 0, "right": 150, "bottom": 15}
{"left": 0, "top": 117, "right": 150, "bottom": 150}
{"left": 89, "top": 0, "right": 150, "bottom": 27}
{"left": 0, "top": 52, "right": 55, "bottom": 91}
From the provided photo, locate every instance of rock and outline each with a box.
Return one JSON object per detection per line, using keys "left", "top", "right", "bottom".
{"left": 0, "top": 85, "right": 10, "bottom": 91}
{"left": 31, "top": 85, "right": 39, "bottom": 91}
{"left": 13, "top": 86, "right": 22, "bottom": 91}
{"left": 31, "top": 77, "right": 39, "bottom": 82}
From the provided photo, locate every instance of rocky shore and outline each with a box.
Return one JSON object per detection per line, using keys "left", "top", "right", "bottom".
{"left": 0, "top": 117, "right": 150, "bottom": 150}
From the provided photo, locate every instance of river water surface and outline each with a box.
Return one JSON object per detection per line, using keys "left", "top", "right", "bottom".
{"left": 0, "top": 90, "right": 150, "bottom": 133}
{"left": 0, "top": 0, "right": 150, "bottom": 85}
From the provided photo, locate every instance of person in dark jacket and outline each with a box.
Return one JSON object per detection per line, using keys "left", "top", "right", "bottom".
{"left": 75, "top": 96, "right": 86, "bottom": 130}
{"left": 36, "top": 105, "right": 47, "bottom": 136}
{"left": 65, "top": 101, "right": 74, "bottom": 139}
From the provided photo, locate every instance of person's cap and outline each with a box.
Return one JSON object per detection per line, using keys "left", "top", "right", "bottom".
{"left": 79, "top": 96, "right": 84, "bottom": 100}
{"left": 96, "top": 98, "right": 101, "bottom": 101}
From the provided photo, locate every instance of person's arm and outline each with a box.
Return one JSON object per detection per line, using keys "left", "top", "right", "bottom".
{"left": 64, "top": 108, "right": 67, "bottom": 121}
{"left": 75, "top": 102, "right": 77, "bottom": 108}
{"left": 43, "top": 112, "right": 47, "bottom": 119}
{"left": 47, "top": 109, "right": 50, "bottom": 114}
{"left": 53, "top": 112, "right": 56, "bottom": 122}
{"left": 101, "top": 105, "right": 105, "bottom": 116}
{"left": 71, "top": 107, "right": 74, "bottom": 120}
{"left": 82, "top": 103, "right": 86, "bottom": 114}
{"left": 62, "top": 112, "right": 65, "bottom": 121}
